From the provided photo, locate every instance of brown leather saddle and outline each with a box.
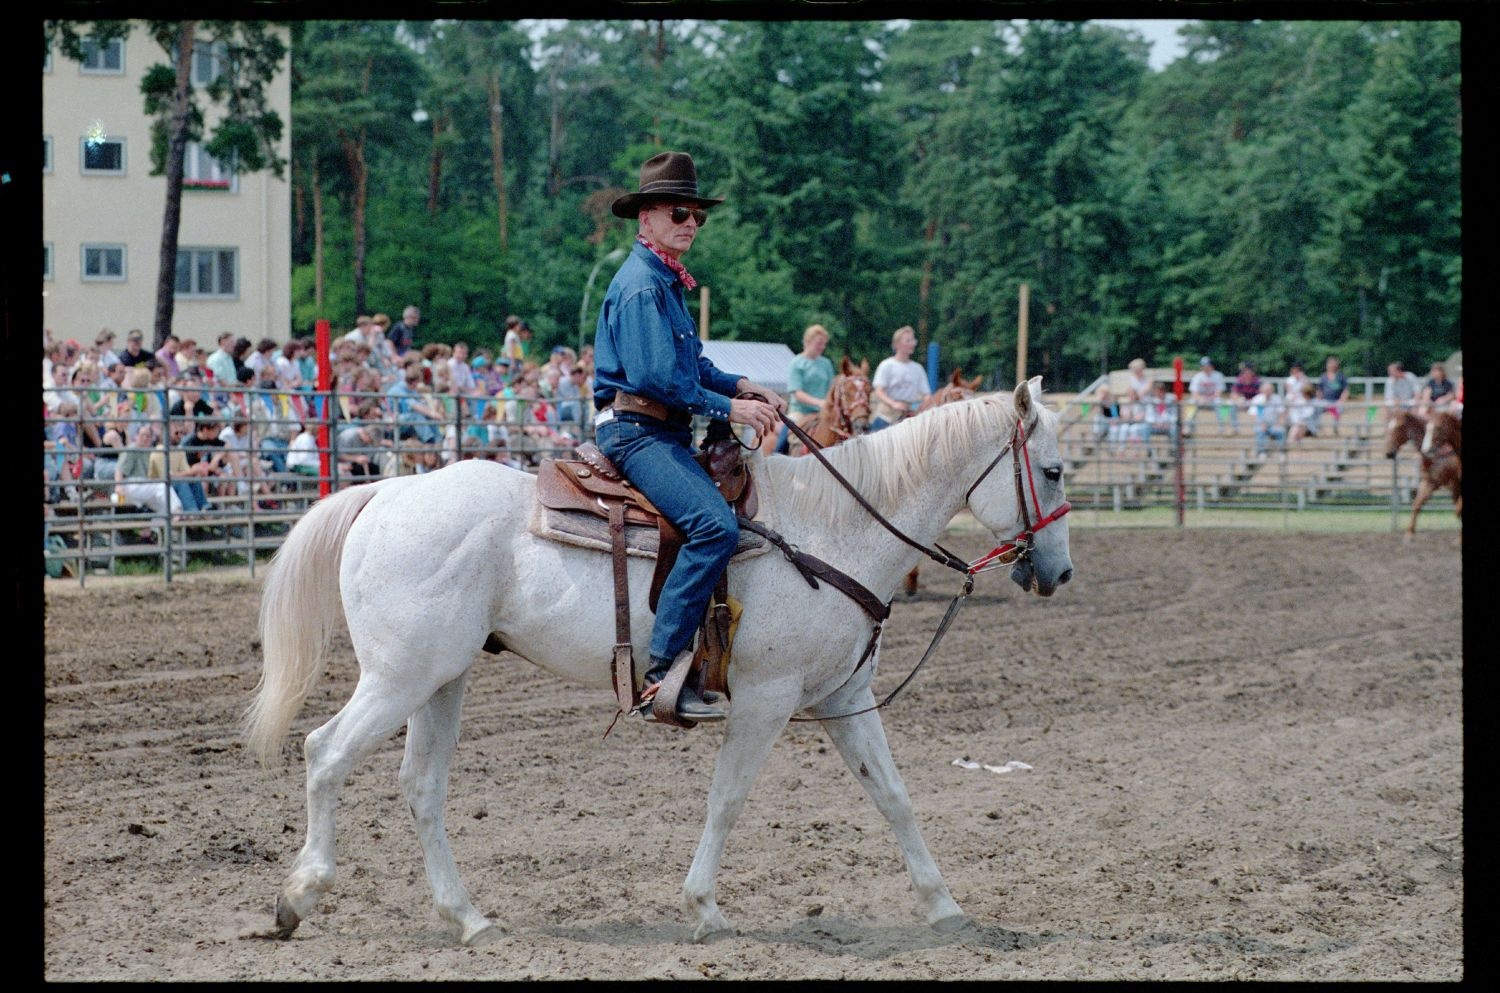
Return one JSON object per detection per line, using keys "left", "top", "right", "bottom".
{"left": 533, "top": 437, "right": 757, "bottom": 729}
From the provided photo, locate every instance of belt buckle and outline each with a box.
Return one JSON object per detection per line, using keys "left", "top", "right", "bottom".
{"left": 594, "top": 407, "right": 615, "bottom": 425}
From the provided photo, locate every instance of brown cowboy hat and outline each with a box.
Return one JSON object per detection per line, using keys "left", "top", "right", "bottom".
{"left": 611, "top": 151, "right": 724, "bottom": 218}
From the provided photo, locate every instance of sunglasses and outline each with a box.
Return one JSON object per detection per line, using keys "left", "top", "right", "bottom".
{"left": 661, "top": 205, "right": 708, "bottom": 226}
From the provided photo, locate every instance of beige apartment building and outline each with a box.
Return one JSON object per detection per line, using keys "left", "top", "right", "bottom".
{"left": 42, "top": 25, "right": 291, "bottom": 347}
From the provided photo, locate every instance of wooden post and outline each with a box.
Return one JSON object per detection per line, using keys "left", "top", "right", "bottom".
{"left": 699, "top": 285, "right": 710, "bottom": 341}
{"left": 1016, "top": 283, "right": 1029, "bottom": 384}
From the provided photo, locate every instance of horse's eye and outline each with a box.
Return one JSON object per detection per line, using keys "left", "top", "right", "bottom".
{"left": 1043, "top": 466, "right": 1063, "bottom": 482}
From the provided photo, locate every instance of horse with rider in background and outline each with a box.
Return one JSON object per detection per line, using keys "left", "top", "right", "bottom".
{"left": 1384, "top": 409, "right": 1461, "bottom": 541}
{"left": 787, "top": 357, "right": 872, "bottom": 456}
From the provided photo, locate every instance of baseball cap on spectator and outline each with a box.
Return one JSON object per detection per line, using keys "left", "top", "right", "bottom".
{"left": 128, "top": 330, "right": 144, "bottom": 341}
{"left": 472, "top": 356, "right": 489, "bottom": 368}
{"left": 64, "top": 338, "right": 82, "bottom": 352}
{"left": 1199, "top": 356, "right": 1213, "bottom": 367}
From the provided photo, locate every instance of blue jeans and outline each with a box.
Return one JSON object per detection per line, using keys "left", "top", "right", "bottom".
{"left": 596, "top": 414, "right": 739, "bottom": 665}
{"left": 173, "top": 481, "right": 210, "bottom": 512}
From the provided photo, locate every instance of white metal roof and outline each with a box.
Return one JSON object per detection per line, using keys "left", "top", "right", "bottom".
{"left": 700, "top": 340, "right": 798, "bottom": 396}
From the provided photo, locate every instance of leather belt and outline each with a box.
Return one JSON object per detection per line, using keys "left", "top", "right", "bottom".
{"left": 604, "top": 391, "right": 690, "bottom": 425}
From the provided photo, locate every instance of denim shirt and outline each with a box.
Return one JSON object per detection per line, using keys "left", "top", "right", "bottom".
{"left": 592, "top": 242, "right": 742, "bottom": 421}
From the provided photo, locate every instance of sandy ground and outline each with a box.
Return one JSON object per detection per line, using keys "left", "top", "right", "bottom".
{"left": 42, "top": 527, "right": 1462, "bottom": 980}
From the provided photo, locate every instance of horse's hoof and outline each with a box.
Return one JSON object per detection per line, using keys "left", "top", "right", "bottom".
{"left": 930, "top": 912, "right": 973, "bottom": 935}
{"left": 461, "top": 922, "right": 505, "bottom": 947}
{"left": 693, "top": 915, "right": 736, "bottom": 943}
{"left": 272, "top": 896, "right": 302, "bottom": 940}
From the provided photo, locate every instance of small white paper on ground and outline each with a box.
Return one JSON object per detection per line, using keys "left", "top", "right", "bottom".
{"left": 953, "top": 757, "right": 1033, "bottom": 774}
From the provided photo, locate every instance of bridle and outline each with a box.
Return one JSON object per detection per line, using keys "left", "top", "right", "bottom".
{"left": 826, "top": 374, "right": 872, "bottom": 442}
{"left": 767, "top": 401, "right": 1072, "bottom": 722}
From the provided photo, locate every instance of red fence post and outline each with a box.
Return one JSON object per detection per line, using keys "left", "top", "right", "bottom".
{"left": 316, "top": 319, "right": 331, "bottom": 498}
{"left": 1173, "top": 355, "right": 1184, "bottom": 527}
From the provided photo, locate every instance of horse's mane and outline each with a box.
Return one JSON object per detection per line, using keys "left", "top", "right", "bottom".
{"left": 766, "top": 393, "right": 1053, "bottom": 521}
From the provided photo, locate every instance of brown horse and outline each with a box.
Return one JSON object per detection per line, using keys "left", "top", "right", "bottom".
{"left": 904, "top": 369, "right": 984, "bottom": 594}
{"left": 1384, "top": 410, "right": 1461, "bottom": 540}
{"left": 788, "top": 357, "right": 872, "bottom": 455}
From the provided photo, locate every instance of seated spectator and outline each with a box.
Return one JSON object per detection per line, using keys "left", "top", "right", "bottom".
{"left": 176, "top": 338, "right": 201, "bottom": 375}
{"left": 1125, "top": 358, "right": 1152, "bottom": 407}
{"left": 1248, "top": 381, "right": 1286, "bottom": 454}
{"left": 556, "top": 365, "right": 585, "bottom": 425}
{"left": 1143, "top": 381, "right": 1179, "bottom": 445}
{"left": 247, "top": 338, "right": 279, "bottom": 379}
{"left": 1419, "top": 362, "right": 1456, "bottom": 415}
{"left": 1385, "top": 361, "right": 1420, "bottom": 409}
{"left": 286, "top": 423, "right": 321, "bottom": 478}
{"left": 1186, "top": 356, "right": 1228, "bottom": 435}
{"left": 1091, "top": 386, "right": 1124, "bottom": 445}
{"left": 181, "top": 417, "right": 233, "bottom": 501}
{"left": 1230, "top": 362, "right": 1261, "bottom": 422}
{"left": 1286, "top": 382, "right": 1318, "bottom": 444}
{"left": 89, "top": 426, "right": 125, "bottom": 486}
{"left": 275, "top": 339, "right": 305, "bottom": 390}
{"left": 117, "top": 329, "right": 152, "bottom": 368}
{"left": 448, "top": 341, "right": 476, "bottom": 394}
{"left": 169, "top": 381, "right": 215, "bottom": 422}
{"left": 115, "top": 422, "right": 183, "bottom": 515}
{"left": 154, "top": 334, "right": 181, "bottom": 379}
{"left": 1283, "top": 361, "right": 1311, "bottom": 403}
{"left": 386, "top": 366, "right": 440, "bottom": 443}
{"left": 95, "top": 328, "right": 122, "bottom": 369}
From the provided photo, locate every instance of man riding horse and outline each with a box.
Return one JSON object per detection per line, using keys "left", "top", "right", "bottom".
{"left": 591, "top": 151, "right": 785, "bottom": 724}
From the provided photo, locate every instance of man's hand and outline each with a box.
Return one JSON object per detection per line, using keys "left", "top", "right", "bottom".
{"left": 735, "top": 379, "right": 787, "bottom": 415}
{"left": 729, "top": 396, "right": 779, "bottom": 438}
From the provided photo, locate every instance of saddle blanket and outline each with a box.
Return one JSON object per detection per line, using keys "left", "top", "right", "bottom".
{"left": 527, "top": 501, "right": 771, "bottom": 562}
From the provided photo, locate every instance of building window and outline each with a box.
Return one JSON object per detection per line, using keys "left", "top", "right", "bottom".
{"left": 43, "top": 136, "right": 53, "bottom": 174}
{"left": 44, "top": 243, "right": 54, "bottom": 281}
{"left": 82, "top": 244, "right": 127, "bottom": 282}
{"left": 184, "top": 142, "right": 237, "bottom": 191}
{"left": 80, "top": 37, "right": 124, "bottom": 74}
{"left": 175, "top": 247, "right": 238, "bottom": 298}
{"left": 192, "top": 40, "right": 228, "bottom": 85}
{"left": 81, "top": 137, "right": 125, "bottom": 175}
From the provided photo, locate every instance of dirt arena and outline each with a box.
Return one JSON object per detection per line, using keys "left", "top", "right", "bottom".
{"left": 43, "top": 526, "right": 1463, "bottom": 980}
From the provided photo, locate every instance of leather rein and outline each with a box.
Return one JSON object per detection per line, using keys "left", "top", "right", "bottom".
{"left": 769, "top": 404, "right": 1071, "bottom": 722}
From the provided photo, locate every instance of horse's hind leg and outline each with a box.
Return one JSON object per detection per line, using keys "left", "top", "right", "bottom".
{"left": 1406, "top": 478, "right": 1435, "bottom": 541}
{"left": 275, "top": 673, "right": 434, "bottom": 937}
{"left": 398, "top": 671, "right": 498, "bottom": 946}
{"left": 815, "top": 698, "right": 966, "bottom": 930}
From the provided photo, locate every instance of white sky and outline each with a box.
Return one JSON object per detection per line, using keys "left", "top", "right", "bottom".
{"left": 1092, "top": 19, "right": 1192, "bottom": 70}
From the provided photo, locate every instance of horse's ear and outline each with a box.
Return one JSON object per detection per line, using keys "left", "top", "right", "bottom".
{"left": 1012, "top": 380, "right": 1032, "bottom": 421}
{"left": 841, "top": 356, "right": 854, "bottom": 376}
{"left": 858, "top": 358, "right": 869, "bottom": 376}
{"left": 950, "top": 368, "right": 965, "bottom": 386}
{"left": 965, "top": 373, "right": 983, "bottom": 391}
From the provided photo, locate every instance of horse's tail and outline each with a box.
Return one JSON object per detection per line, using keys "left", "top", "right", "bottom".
{"left": 243, "top": 480, "right": 390, "bottom": 768}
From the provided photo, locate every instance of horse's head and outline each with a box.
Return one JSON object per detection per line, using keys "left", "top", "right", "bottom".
{"left": 966, "top": 377, "right": 1074, "bottom": 597}
{"left": 834, "top": 358, "right": 872, "bottom": 436}
{"left": 1384, "top": 411, "right": 1422, "bottom": 459}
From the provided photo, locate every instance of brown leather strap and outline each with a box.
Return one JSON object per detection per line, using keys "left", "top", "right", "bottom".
{"left": 648, "top": 518, "right": 684, "bottom": 614}
{"left": 650, "top": 651, "right": 698, "bottom": 729}
{"left": 609, "top": 391, "right": 676, "bottom": 422}
{"left": 608, "top": 501, "right": 636, "bottom": 715}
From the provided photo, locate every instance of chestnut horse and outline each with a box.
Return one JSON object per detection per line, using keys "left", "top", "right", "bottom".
{"left": 1384, "top": 409, "right": 1461, "bottom": 540}
{"left": 788, "top": 357, "right": 872, "bottom": 455}
{"left": 905, "top": 370, "right": 984, "bottom": 593}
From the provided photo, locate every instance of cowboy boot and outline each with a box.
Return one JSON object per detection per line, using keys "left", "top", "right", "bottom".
{"left": 640, "top": 651, "right": 726, "bottom": 722}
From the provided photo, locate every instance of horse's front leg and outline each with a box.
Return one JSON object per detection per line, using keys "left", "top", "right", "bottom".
{"left": 681, "top": 679, "right": 800, "bottom": 942}
{"left": 1406, "top": 477, "right": 1435, "bottom": 541}
{"left": 811, "top": 692, "right": 967, "bottom": 931}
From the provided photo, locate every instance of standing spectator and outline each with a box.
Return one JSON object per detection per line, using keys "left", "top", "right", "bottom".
{"left": 1315, "top": 355, "right": 1350, "bottom": 434}
{"left": 1186, "top": 356, "right": 1228, "bottom": 435}
{"left": 118, "top": 330, "right": 152, "bottom": 368}
{"left": 775, "top": 323, "right": 835, "bottom": 453}
{"left": 1419, "top": 362, "right": 1456, "bottom": 414}
{"left": 448, "top": 341, "right": 476, "bottom": 393}
{"left": 387, "top": 305, "right": 421, "bottom": 357}
{"left": 500, "top": 315, "right": 528, "bottom": 365}
{"left": 205, "top": 332, "right": 237, "bottom": 385}
{"left": 1248, "top": 381, "right": 1287, "bottom": 454}
{"left": 1385, "top": 361, "right": 1420, "bottom": 409}
{"left": 154, "top": 334, "right": 182, "bottom": 379}
{"left": 96, "top": 328, "right": 122, "bottom": 368}
{"left": 870, "top": 325, "right": 931, "bottom": 431}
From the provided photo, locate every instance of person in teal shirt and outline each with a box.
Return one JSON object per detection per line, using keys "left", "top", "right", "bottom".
{"left": 776, "top": 323, "right": 834, "bottom": 453}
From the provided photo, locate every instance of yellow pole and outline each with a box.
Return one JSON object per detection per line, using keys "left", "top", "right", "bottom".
{"left": 1017, "top": 283, "right": 1030, "bottom": 383}
{"left": 699, "top": 285, "right": 710, "bottom": 341}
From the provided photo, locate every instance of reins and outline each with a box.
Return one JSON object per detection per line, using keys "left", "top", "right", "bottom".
{"left": 765, "top": 404, "right": 1070, "bottom": 724}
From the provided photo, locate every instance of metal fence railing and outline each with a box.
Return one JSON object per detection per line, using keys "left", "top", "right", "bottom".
{"left": 42, "top": 384, "right": 597, "bottom": 584}
{"left": 43, "top": 386, "right": 1457, "bottom": 583}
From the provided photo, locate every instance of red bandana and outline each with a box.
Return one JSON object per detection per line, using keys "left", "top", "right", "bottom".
{"left": 637, "top": 235, "right": 698, "bottom": 291}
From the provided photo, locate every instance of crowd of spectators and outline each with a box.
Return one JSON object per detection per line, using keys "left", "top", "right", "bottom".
{"left": 1092, "top": 354, "right": 1463, "bottom": 456}
{"left": 42, "top": 310, "right": 597, "bottom": 516}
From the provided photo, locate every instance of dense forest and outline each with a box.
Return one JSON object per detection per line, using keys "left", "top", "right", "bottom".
{"left": 288, "top": 19, "right": 1461, "bottom": 390}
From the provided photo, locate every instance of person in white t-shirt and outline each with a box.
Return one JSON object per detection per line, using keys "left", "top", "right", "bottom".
{"left": 870, "top": 325, "right": 931, "bottom": 431}
{"left": 1186, "top": 355, "right": 1228, "bottom": 436}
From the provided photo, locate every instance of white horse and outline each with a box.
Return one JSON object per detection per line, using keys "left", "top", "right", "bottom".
{"left": 245, "top": 378, "right": 1073, "bottom": 945}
